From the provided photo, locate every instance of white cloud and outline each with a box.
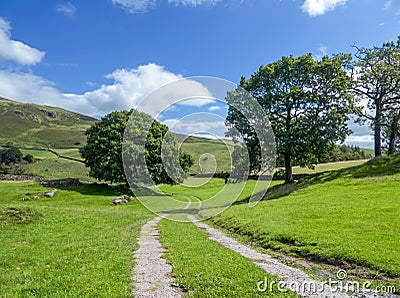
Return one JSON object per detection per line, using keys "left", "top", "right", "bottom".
{"left": 301, "top": 0, "right": 348, "bottom": 16}
{"left": 208, "top": 105, "right": 221, "bottom": 111}
{"left": 0, "top": 63, "right": 215, "bottom": 117}
{"left": 112, "top": 0, "right": 221, "bottom": 13}
{"left": 315, "top": 45, "right": 328, "bottom": 60}
{"left": 168, "top": 0, "right": 221, "bottom": 7}
{"left": 163, "top": 115, "right": 226, "bottom": 137}
{"left": 111, "top": 0, "right": 156, "bottom": 13}
{"left": 0, "top": 17, "right": 45, "bottom": 65}
{"left": 345, "top": 135, "right": 374, "bottom": 149}
{"left": 384, "top": 0, "right": 392, "bottom": 10}
{"left": 56, "top": 2, "right": 77, "bottom": 17}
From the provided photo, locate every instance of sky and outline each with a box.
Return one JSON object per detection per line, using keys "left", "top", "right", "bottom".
{"left": 0, "top": 0, "right": 399, "bottom": 148}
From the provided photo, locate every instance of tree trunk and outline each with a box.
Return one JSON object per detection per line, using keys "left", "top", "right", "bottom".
{"left": 284, "top": 153, "right": 293, "bottom": 184}
{"left": 374, "top": 102, "right": 382, "bottom": 157}
{"left": 388, "top": 114, "right": 399, "bottom": 155}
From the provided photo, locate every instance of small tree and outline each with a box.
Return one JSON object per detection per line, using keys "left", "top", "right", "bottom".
{"left": 0, "top": 147, "right": 23, "bottom": 164}
{"left": 80, "top": 109, "right": 193, "bottom": 185}
{"left": 227, "top": 54, "right": 355, "bottom": 183}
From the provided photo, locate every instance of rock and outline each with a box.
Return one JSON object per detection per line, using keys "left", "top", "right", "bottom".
{"left": 22, "top": 197, "right": 30, "bottom": 201}
{"left": 33, "top": 195, "right": 40, "bottom": 200}
{"left": 44, "top": 189, "right": 57, "bottom": 198}
{"left": 111, "top": 199, "right": 124, "bottom": 205}
{"left": 111, "top": 195, "right": 135, "bottom": 205}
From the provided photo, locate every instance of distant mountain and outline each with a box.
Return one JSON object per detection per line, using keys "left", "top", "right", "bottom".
{"left": 0, "top": 97, "right": 96, "bottom": 149}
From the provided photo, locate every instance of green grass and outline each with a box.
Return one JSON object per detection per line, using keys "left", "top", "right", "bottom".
{"left": 0, "top": 181, "right": 153, "bottom": 297}
{"left": 181, "top": 141, "right": 234, "bottom": 174}
{"left": 290, "top": 159, "right": 369, "bottom": 175}
{"left": 20, "top": 149, "right": 56, "bottom": 159}
{"left": 52, "top": 148, "right": 83, "bottom": 160}
{"left": 160, "top": 178, "right": 281, "bottom": 201}
{"left": 158, "top": 220, "right": 296, "bottom": 297}
{"left": 21, "top": 158, "right": 94, "bottom": 182}
{"left": 209, "top": 155, "right": 400, "bottom": 279}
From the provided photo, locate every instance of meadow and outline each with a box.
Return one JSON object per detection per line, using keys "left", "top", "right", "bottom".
{"left": 0, "top": 182, "right": 153, "bottom": 297}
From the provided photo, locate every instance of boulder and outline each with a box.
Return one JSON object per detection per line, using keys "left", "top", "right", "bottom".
{"left": 44, "top": 189, "right": 57, "bottom": 198}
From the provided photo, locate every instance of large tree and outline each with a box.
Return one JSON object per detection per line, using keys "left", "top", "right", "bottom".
{"left": 352, "top": 38, "right": 400, "bottom": 157}
{"left": 226, "top": 54, "right": 355, "bottom": 183}
{"left": 80, "top": 109, "right": 193, "bottom": 185}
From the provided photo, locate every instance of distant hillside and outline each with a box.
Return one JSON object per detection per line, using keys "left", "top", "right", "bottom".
{"left": 0, "top": 97, "right": 233, "bottom": 173}
{"left": 0, "top": 97, "right": 96, "bottom": 148}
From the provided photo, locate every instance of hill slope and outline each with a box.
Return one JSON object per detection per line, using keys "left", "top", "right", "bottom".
{"left": 0, "top": 97, "right": 95, "bottom": 148}
{"left": 210, "top": 154, "right": 400, "bottom": 279}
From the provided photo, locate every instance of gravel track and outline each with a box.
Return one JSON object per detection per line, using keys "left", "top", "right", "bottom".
{"left": 133, "top": 216, "right": 183, "bottom": 298}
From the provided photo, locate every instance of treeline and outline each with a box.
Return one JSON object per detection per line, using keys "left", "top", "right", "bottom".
{"left": 227, "top": 37, "right": 400, "bottom": 183}
{"left": 319, "top": 145, "right": 371, "bottom": 163}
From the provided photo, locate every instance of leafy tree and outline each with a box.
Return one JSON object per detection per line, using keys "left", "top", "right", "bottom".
{"left": 0, "top": 146, "right": 23, "bottom": 164}
{"left": 226, "top": 54, "right": 355, "bottom": 183}
{"left": 352, "top": 38, "right": 400, "bottom": 157}
{"left": 80, "top": 110, "right": 193, "bottom": 185}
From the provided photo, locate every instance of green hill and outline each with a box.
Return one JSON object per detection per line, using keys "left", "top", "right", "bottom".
{"left": 0, "top": 97, "right": 95, "bottom": 149}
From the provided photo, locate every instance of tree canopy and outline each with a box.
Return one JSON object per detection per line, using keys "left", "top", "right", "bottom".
{"left": 80, "top": 109, "right": 193, "bottom": 185}
{"left": 226, "top": 54, "right": 355, "bottom": 183}
{"left": 0, "top": 146, "right": 23, "bottom": 165}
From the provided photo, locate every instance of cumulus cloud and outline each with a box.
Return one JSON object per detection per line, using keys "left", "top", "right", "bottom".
{"left": 162, "top": 114, "right": 226, "bottom": 137}
{"left": 56, "top": 2, "right": 77, "bottom": 17}
{"left": 301, "top": 0, "right": 348, "bottom": 16}
{"left": 0, "top": 63, "right": 215, "bottom": 117}
{"left": 111, "top": 0, "right": 156, "bottom": 13}
{"left": 0, "top": 17, "right": 45, "bottom": 65}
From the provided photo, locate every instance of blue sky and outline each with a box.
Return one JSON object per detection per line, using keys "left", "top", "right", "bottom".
{"left": 0, "top": 0, "right": 399, "bottom": 147}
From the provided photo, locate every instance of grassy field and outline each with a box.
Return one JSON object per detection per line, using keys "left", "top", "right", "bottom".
{"left": 181, "top": 140, "right": 233, "bottom": 174}
{"left": 16, "top": 148, "right": 93, "bottom": 182}
{"left": 0, "top": 181, "right": 153, "bottom": 297}
{"left": 290, "top": 159, "right": 369, "bottom": 174}
{"left": 52, "top": 148, "right": 83, "bottom": 160}
{"left": 208, "top": 155, "right": 400, "bottom": 280}
{"left": 22, "top": 158, "right": 93, "bottom": 182}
